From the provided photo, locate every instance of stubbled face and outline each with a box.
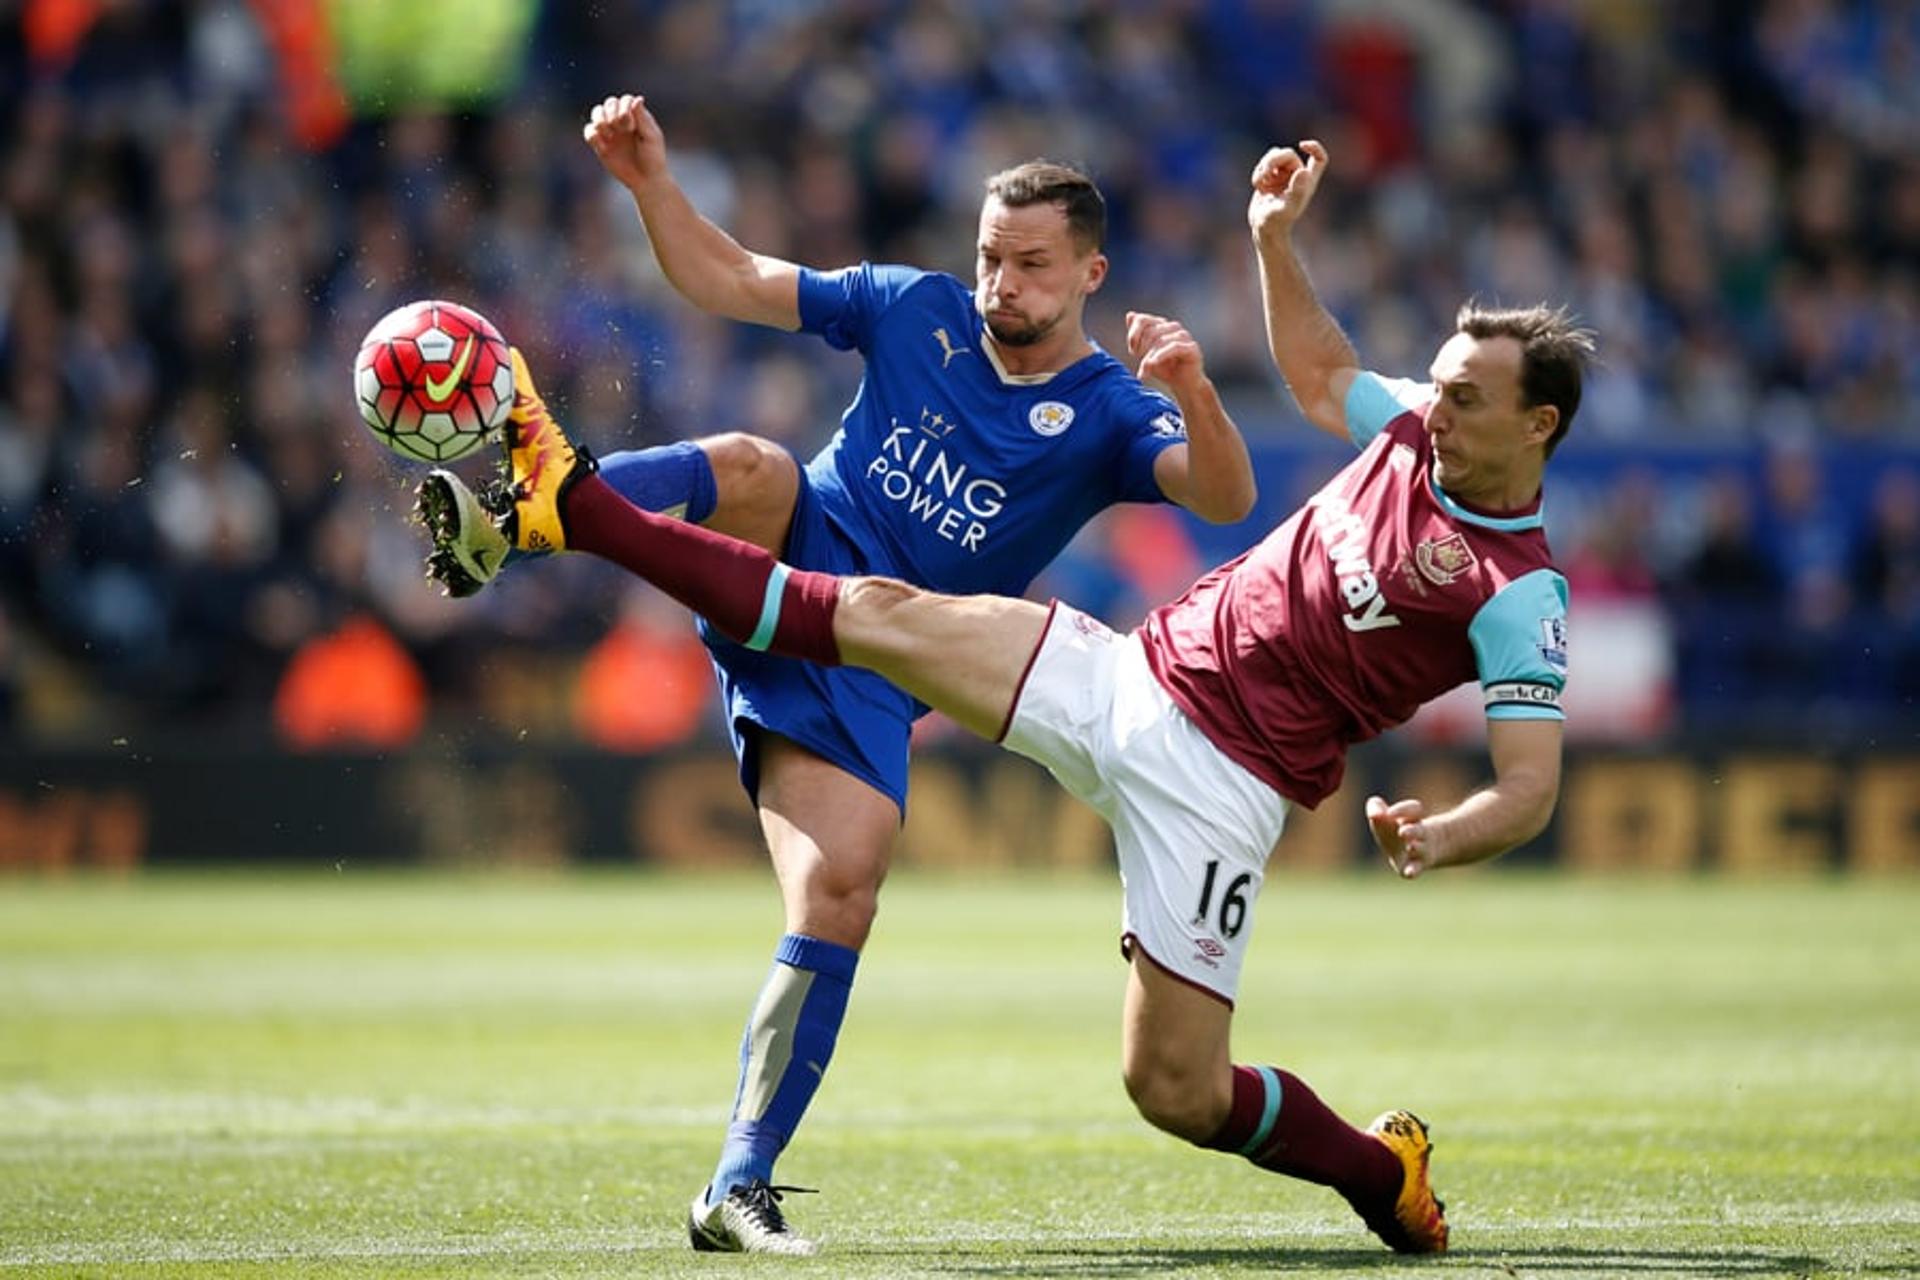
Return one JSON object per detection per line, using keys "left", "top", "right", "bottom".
{"left": 1422, "top": 332, "right": 1552, "bottom": 503}
{"left": 974, "top": 196, "right": 1105, "bottom": 347}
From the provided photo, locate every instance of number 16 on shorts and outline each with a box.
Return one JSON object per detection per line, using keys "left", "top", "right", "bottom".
{"left": 1192, "top": 859, "right": 1252, "bottom": 937}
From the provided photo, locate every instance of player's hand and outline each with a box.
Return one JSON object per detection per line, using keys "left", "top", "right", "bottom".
{"left": 1366, "top": 794, "right": 1444, "bottom": 879}
{"left": 1248, "top": 141, "right": 1327, "bottom": 240}
{"left": 583, "top": 93, "right": 670, "bottom": 193}
{"left": 1127, "top": 311, "right": 1207, "bottom": 395}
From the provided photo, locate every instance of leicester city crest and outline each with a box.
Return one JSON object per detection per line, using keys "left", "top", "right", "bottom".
{"left": 1029, "top": 400, "right": 1074, "bottom": 437}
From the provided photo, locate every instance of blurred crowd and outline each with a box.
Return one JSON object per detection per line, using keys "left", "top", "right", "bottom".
{"left": 1, "top": 0, "right": 1917, "bottom": 748}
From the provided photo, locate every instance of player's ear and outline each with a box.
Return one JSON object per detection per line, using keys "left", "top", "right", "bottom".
{"left": 1525, "top": 403, "right": 1558, "bottom": 447}
{"left": 1082, "top": 250, "right": 1109, "bottom": 295}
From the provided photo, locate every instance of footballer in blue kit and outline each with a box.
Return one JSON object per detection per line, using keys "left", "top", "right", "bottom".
{"left": 800, "top": 264, "right": 1183, "bottom": 600}
{"left": 414, "top": 91, "right": 1256, "bottom": 1255}
{"left": 703, "top": 262, "right": 1190, "bottom": 811}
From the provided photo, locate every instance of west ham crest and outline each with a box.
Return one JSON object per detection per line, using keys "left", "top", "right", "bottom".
{"left": 1415, "top": 532, "right": 1477, "bottom": 586}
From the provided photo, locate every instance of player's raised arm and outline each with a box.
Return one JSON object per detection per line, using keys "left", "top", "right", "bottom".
{"left": 1247, "top": 142, "right": 1361, "bottom": 442}
{"left": 583, "top": 93, "right": 801, "bottom": 331}
{"left": 1365, "top": 719, "right": 1563, "bottom": 878}
{"left": 1128, "top": 311, "right": 1257, "bottom": 524}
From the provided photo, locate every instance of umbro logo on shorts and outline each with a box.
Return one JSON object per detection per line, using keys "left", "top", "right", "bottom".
{"left": 1070, "top": 611, "right": 1112, "bottom": 640}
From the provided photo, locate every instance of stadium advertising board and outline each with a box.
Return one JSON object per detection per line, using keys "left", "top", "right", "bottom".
{"left": 0, "top": 742, "right": 1913, "bottom": 875}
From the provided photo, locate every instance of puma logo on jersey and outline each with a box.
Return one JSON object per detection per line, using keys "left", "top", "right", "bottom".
{"left": 932, "top": 327, "right": 971, "bottom": 368}
{"left": 1314, "top": 495, "right": 1402, "bottom": 633}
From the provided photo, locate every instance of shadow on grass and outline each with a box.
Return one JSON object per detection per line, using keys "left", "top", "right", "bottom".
{"left": 912, "top": 1242, "right": 1829, "bottom": 1276}
{"left": 902, "top": 1246, "right": 1395, "bottom": 1275}
{"left": 1462, "top": 1244, "right": 1830, "bottom": 1277}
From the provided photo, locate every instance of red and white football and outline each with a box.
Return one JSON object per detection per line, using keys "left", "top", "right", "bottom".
{"left": 353, "top": 299, "right": 514, "bottom": 463}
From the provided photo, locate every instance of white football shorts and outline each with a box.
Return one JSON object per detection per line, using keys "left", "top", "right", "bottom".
{"left": 1001, "top": 603, "right": 1290, "bottom": 1005}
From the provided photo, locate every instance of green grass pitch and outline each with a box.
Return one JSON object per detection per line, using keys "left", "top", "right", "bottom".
{"left": 1, "top": 869, "right": 1915, "bottom": 1278}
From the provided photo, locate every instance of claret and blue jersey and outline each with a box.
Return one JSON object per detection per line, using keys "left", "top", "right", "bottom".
{"left": 1343, "top": 371, "right": 1570, "bottom": 723}
{"left": 799, "top": 263, "right": 1185, "bottom": 598}
{"left": 1140, "top": 369, "right": 1568, "bottom": 809}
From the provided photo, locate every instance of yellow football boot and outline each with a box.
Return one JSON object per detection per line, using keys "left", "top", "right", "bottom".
{"left": 1363, "top": 1110, "right": 1449, "bottom": 1254}
{"left": 499, "top": 346, "right": 593, "bottom": 553}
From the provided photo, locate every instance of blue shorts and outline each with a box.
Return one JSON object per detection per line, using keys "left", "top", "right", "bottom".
{"left": 699, "top": 477, "right": 918, "bottom": 814}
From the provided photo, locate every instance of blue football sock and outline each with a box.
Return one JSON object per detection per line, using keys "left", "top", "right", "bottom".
{"left": 599, "top": 440, "right": 718, "bottom": 523}
{"left": 706, "top": 933, "right": 858, "bottom": 1204}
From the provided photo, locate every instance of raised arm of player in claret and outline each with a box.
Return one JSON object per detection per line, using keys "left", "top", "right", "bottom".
{"left": 1247, "top": 140, "right": 1364, "bottom": 441}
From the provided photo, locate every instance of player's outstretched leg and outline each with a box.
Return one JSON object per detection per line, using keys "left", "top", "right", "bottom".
{"left": 533, "top": 461, "right": 845, "bottom": 663}
{"left": 420, "top": 359, "right": 837, "bottom": 652}
{"left": 1201, "top": 1066, "right": 1448, "bottom": 1254}
{"left": 457, "top": 418, "right": 1045, "bottom": 735}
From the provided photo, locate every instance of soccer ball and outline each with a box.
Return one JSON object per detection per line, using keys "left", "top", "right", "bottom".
{"left": 354, "top": 300, "right": 515, "bottom": 463}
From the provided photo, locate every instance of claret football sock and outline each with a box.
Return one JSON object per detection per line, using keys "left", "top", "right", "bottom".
{"left": 707, "top": 934, "right": 859, "bottom": 1205}
{"left": 1203, "top": 1066, "right": 1403, "bottom": 1210}
{"left": 562, "top": 472, "right": 841, "bottom": 664}
{"left": 599, "top": 441, "right": 718, "bottom": 523}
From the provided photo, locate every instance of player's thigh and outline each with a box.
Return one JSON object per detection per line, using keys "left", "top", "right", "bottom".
{"left": 755, "top": 735, "right": 901, "bottom": 948}
{"left": 697, "top": 432, "right": 800, "bottom": 552}
{"left": 835, "top": 580, "right": 1050, "bottom": 740}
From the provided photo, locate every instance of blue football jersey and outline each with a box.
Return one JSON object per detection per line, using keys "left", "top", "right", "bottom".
{"left": 797, "top": 264, "right": 1187, "bottom": 598}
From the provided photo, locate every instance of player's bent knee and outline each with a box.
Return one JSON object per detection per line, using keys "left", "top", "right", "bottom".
{"left": 809, "top": 856, "right": 882, "bottom": 911}
{"left": 1121, "top": 1059, "right": 1223, "bottom": 1142}
{"left": 702, "top": 432, "right": 793, "bottom": 498}
{"left": 796, "top": 871, "right": 881, "bottom": 947}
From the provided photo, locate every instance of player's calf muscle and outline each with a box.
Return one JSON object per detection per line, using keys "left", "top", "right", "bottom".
{"left": 834, "top": 576, "right": 939, "bottom": 671}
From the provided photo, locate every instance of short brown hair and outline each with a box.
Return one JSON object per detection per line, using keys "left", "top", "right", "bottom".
{"left": 1455, "top": 302, "right": 1596, "bottom": 456}
{"left": 984, "top": 160, "right": 1105, "bottom": 254}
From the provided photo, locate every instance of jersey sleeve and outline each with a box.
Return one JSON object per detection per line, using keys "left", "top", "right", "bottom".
{"left": 796, "top": 263, "right": 929, "bottom": 353}
{"left": 1343, "top": 371, "right": 1429, "bottom": 450}
{"left": 1117, "top": 390, "right": 1188, "bottom": 503}
{"left": 1469, "top": 568, "right": 1569, "bottom": 721}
